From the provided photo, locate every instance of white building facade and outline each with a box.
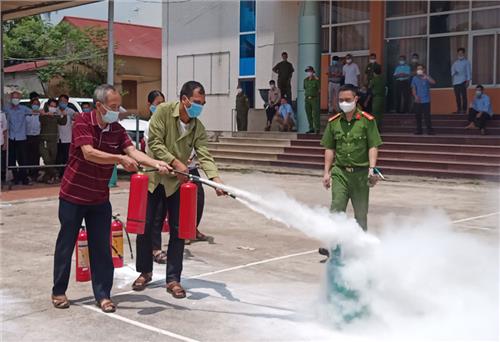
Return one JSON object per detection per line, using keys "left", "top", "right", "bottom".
{"left": 162, "top": 0, "right": 300, "bottom": 131}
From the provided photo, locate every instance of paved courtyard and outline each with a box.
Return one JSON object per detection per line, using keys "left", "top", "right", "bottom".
{"left": 1, "top": 171, "right": 498, "bottom": 341}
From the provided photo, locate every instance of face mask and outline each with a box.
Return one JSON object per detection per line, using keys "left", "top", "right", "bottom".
{"left": 59, "top": 102, "right": 68, "bottom": 110}
{"left": 149, "top": 104, "right": 157, "bottom": 113}
{"left": 458, "top": 56, "right": 465, "bottom": 60}
{"left": 332, "top": 60, "right": 337, "bottom": 65}
{"left": 270, "top": 84, "right": 275, "bottom": 89}
{"left": 411, "top": 58, "right": 418, "bottom": 63}
{"left": 186, "top": 100, "right": 204, "bottom": 118}
{"left": 369, "top": 59, "right": 376, "bottom": 64}
{"left": 476, "top": 90, "right": 482, "bottom": 97}
{"left": 32, "top": 104, "right": 40, "bottom": 111}
{"left": 11, "top": 98, "right": 20, "bottom": 106}
{"left": 101, "top": 105, "right": 120, "bottom": 123}
{"left": 339, "top": 101, "right": 356, "bottom": 113}
{"left": 49, "top": 107, "right": 57, "bottom": 113}
{"left": 346, "top": 59, "right": 352, "bottom": 64}
{"left": 399, "top": 60, "right": 405, "bottom": 65}
{"left": 82, "top": 108, "right": 91, "bottom": 113}
{"left": 237, "top": 88, "right": 243, "bottom": 94}
{"left": 307, "top": 71, "right": 313, "bottom": 77}
{"left": 417, "top": 69, "right": 424, "bottom": 75}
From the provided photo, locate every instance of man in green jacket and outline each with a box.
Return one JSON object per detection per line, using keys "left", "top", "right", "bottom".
{"left": 133, "top": 81, "right": 225, "bottom": 298}
{"left": 369, "top": 64, "right": 385, "bottom": 126}
{"left": 304, "top": 66, "right": 321, "bottom": 133}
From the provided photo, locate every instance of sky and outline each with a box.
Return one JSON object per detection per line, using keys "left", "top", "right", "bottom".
{"left": 42, "top": 0, "right": 162, "bottom": 27}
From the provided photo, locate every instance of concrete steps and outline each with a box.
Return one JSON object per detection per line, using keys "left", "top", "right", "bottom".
{"left": 208, "top": 112, "right": 500, "bottom": 180}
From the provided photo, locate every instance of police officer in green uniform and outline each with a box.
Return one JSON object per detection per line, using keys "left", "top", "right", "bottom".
{"left": 304, "top": 66, "right": 321, "bottom": 133}
{"left": 321, "top": 84, "right": 382, "bottom": 240}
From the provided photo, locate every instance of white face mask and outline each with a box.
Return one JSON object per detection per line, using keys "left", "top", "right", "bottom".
{"left": 476, "top": 90, "right": 482, "bottom": 97}
{"left": 49, "top": 107, "right": 57, "bottom": 113}
{"left": 11, "top": 98, "right": 20, "bottom": 106}
{"left": 346, "top": 59, "right": 352, "bottom": 64}
{"left": 369, "top": 59, "right": 376, "bottom": 64}
{"left": 417, "top": 69, "right": 424, "bottom": 75}
{"left": 237, "top": 88, "right": 242, "bottom": 94}
{"left": 339, "top": 101, "right": 356, "bottom": 113}
{"left": 307, "top": 71, "right": 313, "bottom": 77}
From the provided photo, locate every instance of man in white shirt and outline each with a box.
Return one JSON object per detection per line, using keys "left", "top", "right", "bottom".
{"left": 56, "top": 94, "right": 76, "bottom": 178}
{"left": 1, "top": 110, "right": 8, "bottom": 183}
{"left": 342, "top": 54, "right": 360, "bottom": 87}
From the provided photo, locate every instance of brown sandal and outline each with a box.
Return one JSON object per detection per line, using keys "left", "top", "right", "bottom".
{"left": 167, "top": 281, "right": 186, "bottom": 299}
{"left": 51, "top": 294, "right": 70, "bottom": 309}
{"left": 96, "top": 298, "right": 116, "bottom": 313}
{"left": 132, "top": 272, "right": 152, "bottom": 291}
{"left": 153, "top": 250, "right": 167, "bottom": 264}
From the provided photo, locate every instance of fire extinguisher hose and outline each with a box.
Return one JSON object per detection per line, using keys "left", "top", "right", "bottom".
{"left": 139, "top": 167, "right": 237, "bottom": 199}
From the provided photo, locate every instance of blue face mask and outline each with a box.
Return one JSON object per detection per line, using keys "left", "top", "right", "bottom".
{"left": 332, "top": 60, "right": 337, "bottom": 65}
{"left": 149, "top": 104, "right": 157, "bottom": 113}
{"left": 102, "top": 105, "right": 120, "bottom": 123}
{"left": 186, "top": 100, "right": 204, "bottom": 118}
{"left": 32, "top": 104, "right": 40, "bottom": 111}
{"left": 59, "top": 102, "right": 68, "bottom": 110}
{"left": 82, "top": 108, "right": 91, "bottom": 113}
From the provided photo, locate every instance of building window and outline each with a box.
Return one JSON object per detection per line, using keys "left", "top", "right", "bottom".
{"left": 385, "top": 1, "right": 500, "bottom": 88}
{"left": 429, "top": 35, "right": 468, "bottom": 88}
{"left": 320, "top": 0, "right": 370, "bottom": 54}
{"left": 240, "top": 0, "right": 255, "bottom": 32}
{"left": 239, "top": 0, "right": 255, "bottom": 107}
{"left": 239, "top": 0, "right": 256, "bottom": 78}
{"left": 386, "top": 1, "right": 427, "bottom": 18}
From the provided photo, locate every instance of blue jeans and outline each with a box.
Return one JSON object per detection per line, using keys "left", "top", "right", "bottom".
{"left": 52, "top": 198, "right": 113, "bottom": 302}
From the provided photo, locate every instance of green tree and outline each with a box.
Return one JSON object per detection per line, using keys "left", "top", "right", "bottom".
{"left": 3, "top": 17, "right": 112, "bottom": 97}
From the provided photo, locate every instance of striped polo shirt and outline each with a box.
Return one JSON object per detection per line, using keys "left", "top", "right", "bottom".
{"left": 60, "top": 110, "right": 133, "bottom": 205}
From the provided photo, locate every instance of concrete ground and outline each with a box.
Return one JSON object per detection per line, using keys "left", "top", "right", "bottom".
{"left": 0, "top": 171, "right": 498, "bottom": 342}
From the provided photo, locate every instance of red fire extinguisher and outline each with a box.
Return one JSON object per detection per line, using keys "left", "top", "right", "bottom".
{"left": 76, "top": 226, "right": 91, "bottom": 282}
{"left": 162, "top": 214, "right": 170, "bottom": 233}
{"left": 179, "top": 181, "right": 197, "bottom": 240}
{"left": 111, "top": 216, "right": 124, "bottom": 268}
{"left": 126, "top": 172, "right": 149, "bottom": 234}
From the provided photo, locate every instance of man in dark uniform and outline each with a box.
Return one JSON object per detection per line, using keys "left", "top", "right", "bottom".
{"left": 319, "top": 84, "right": 382, "bottom": 257}
{"left": 272, "top": 51, "right": 294, "bottom": 101}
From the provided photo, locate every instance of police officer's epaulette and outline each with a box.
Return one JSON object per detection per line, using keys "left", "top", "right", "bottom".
{"left": 328, "top": 113, "right": 341, "bottom": 122}
{"left": 361, "top": 111, "right": 375, "bottom": 120}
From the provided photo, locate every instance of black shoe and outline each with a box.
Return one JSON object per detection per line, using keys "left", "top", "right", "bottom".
{"left": 414, "top": 131, "right": 423, "bottom": 135}
{"left": 306, "top": 130, "right": 314, "bottom": 134}
{"left": 318, "top": 248, "right": 330, "bottom": 258}
{"left": 314, "top": 130, "right": 320, "bottom": 134}
{"left": 427, "top": 129, "right": 435, "bottom": 135}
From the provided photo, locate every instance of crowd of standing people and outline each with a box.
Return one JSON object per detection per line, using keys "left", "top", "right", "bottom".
{"left": 1, "top": 90, "right": 88, "bottom": 185}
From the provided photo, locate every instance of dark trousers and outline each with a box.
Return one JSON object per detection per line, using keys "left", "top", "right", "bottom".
{"left": 266, "top": 105, "right": 277, "bottom": 125}
{"left": 151, "top": 169, "right": 206, "bottom": 251}
{"left": 56, "top": 142, "right": 70, "bottom": 177}
{"left": 453, "top": 81, "right": 468, "bottom": 113}
{"left": 1, "top": 148, "right": 6, "bottom": 182}
{"left": 136, "top": 184, "right": 185, "bottom": 283}
{"left": 278, "top": 82, "right": 292, "bottom": 102}
{"left": 53, "top": 198, "right": 113, "bottom": 302}
{"left": 26, "top": 135, "right": 40, "bottom": 179}
{"left": 8, "top": 139, "right": 28, "bottom": 184}
{"left": 236, "top": 110, "right": 248, "bottom": 131}
{"left": 395, "top": 79, "right": 411, "bottom": 113}
{"left": 468, "top": 108, "right": 491, "bottom": 129}
{"left": 414, "top": 102, "right": 433, "bottom": 133}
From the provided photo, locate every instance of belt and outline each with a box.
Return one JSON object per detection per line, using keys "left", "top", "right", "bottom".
{"left": 306, "top": 96, "right": 317, "bottom": 99}
{"left": 338, "top": 166, "right": 368, "bottom": 173}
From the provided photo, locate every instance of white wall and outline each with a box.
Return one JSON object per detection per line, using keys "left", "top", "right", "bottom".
{"left": 162, "top": 0, "right": 300, "bottom": 131}
{"left": 255, "top": 1, "right": 299, "bottom": 109}
{"left": 163, "top": 0, "right": 239, "bottom": 131}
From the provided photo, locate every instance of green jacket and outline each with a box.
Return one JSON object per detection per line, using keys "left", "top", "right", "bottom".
{"left": 304, "top": 77, "right": 320, "bottom": 98}
{"left": 40, "top": 113, "right": 67, "bottom": 141}
{"left": 236, "top": 93, "right": 249, "bottom": 113}
{"left": 147, "top": 101, "right": 219, "bottom": 196}
{"left": 321, "top": 108, "right": 382, "bottom": 168}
